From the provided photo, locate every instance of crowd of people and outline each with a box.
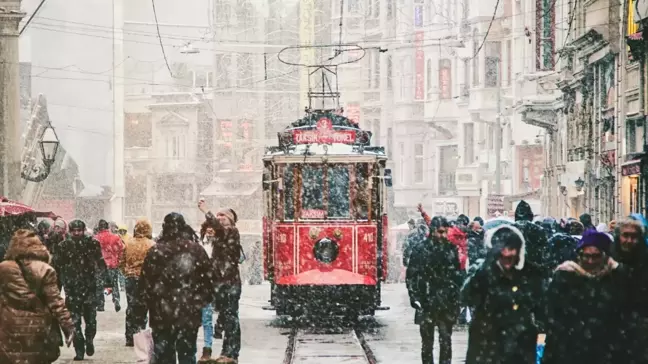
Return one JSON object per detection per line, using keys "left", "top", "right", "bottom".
{"left": 404, "top": 200, "right": 648, "bottom": 364}
{"left": 0, "top": 200, "right": 243, "bottom": 364}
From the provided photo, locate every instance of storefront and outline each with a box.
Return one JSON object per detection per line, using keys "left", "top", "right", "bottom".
{"left": 621, "top": 159, "right": 642, "bottom": 216}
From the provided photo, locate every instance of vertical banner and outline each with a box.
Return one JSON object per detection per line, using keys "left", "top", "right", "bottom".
{"left": 415, "top": 31, "right": 425, "bottom": 100}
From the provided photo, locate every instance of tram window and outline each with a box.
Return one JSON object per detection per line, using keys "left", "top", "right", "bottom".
{"left": 328, "top": 165, "right": 350, "bottom": 218}
{"left": 283, "top": 165, "right": 295, "bottom": 220}
{"left": 355, "top": 164, "right": 370, "bottom": 220}
{"left": 301, "top": 165, "right": 325, "bottom": 212}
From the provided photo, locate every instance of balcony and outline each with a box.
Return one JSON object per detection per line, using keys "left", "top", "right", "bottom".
{"left": 438, "top": 172, "right": 457, "bottom": 195}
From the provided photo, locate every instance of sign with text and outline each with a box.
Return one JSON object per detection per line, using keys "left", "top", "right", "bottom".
{"left": 293, "top": 117, "right": 357, "bottom": 145}
{"left": 622, "top": 161, "right": 641, "bottom": 176}
{"left": 301, "top": 209, "right": 326, "bottom": 219}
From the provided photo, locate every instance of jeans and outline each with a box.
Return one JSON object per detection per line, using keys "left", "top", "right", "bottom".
{"left": 125, "top": 277, "right": 146, "bottom": 342}
{"left": 98, "top": 268, "right": 121, "bottom": 308}
{"left": 215, "top": 284, "right": 241, "bottom": 359}
{"left": 201, "top": 304, "right": 213, "bottom": 348}
{"left": 151, "top": 326, "right": 198, "bottom": 364}
{"left": 69, "top": 301, "right": 97, "bottom": 358}
{"left": 420, "top": 318, "right": 453, "bottom": 364}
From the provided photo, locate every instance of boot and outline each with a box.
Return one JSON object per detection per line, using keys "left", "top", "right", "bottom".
{"left": 215, "top": 356, "right": 237, "bottom": 364}
{"left": 198, "top": 347, "right": 212, "bottom": 362}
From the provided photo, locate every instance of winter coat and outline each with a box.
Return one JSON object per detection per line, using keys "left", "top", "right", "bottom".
{"left": 461, "top": 224, "right": 545, "bottom": 364}
{"left": 51, "top": 235, "right": 106, "bottom": 309}
{"left": 611, "top": 234, "right": 648, "bottom": 362}
{"left": 95, "top": 230, "right": 124, "bottom": 269}
{"left": 514, "top": 201, "right": 549, "bottom": 273}
{"left": 402, "top": 223, "right": 427, "bottom": 267}
{"left": 119, "top": 220, "right": 155, "bottom": 278}
{"left": 406, "top": 238, "right": 462, "bottom": 323}
{"left": 205, "top": 211, "right": 242, "bottom": 286}
{"left": 542, "top": 260, "right": 626, "bottom": 364}
{"left": 447, "top": 226, "right": 468, "bottom": 270}
{"left": 545, "top": 233, "right": 579, "bottom": 271}
{"left": 135, "top": 235, "right": 213, "bottom": 330}
{"left": 467, "top": 229, "right": 487, "bottom": 269}
{"left": 0, "top": 232, "right": 74, "bottom": 364}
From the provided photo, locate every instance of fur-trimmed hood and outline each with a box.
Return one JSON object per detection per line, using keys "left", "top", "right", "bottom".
{"left": 484, "top": 224, "right": 526, "bottom": 270}
{"left": 4, "top": 230, "right": 51, "bottom": 264}
{"left": 134, "top": 219, "right": 153, "bottom": 239}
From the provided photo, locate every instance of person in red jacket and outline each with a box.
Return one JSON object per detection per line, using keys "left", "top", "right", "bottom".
{"left": 95, "top": 219, "right": 125, "bottom": 312}
{"left": 447, "top": 226, "right": 468, "bottom": 271}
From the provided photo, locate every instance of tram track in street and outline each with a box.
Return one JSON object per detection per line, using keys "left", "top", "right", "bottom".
{"left": 283, "top": 324, "right": 378, "bottom": 364}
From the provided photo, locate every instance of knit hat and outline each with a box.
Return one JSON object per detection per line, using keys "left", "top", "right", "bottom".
{"left": 577, "top": 231, "right": 612, "bottom": 254}
{"left": 218, "top": 208, "right": 238, "bottom": 226}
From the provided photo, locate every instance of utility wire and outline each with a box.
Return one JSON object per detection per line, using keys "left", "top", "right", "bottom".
{"left": 471, "top": 0, "right": 501, "bottom": 59}
{"left": 19, "top": 0, "right": 48, "bottom": 36}
{"left": 151, "top": 0, "right": 173, "bottom": 77}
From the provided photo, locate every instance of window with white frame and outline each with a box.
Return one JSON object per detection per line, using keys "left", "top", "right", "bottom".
{"left": 386, "top": 0, "right": 393, "bottom": 19}
{"left": 485, "top": 41, "right": 501, "bottom": 87}
{"left": 366, "top": 51, "right": 380, "bottom": 89}
{"left": 166, "top": 135, "right": 185, "bottom": 159}
{"left": 414, "top": 144, "right": 424, "bottom": 183}
{"left": 366, "top": 0, "right": 380, "bottom": 18}
{"left": 387, "top": 55, "right": 393, "bottom": 90}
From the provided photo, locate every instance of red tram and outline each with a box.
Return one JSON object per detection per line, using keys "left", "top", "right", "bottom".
{"left": 262, "top": 111, "right": 391, "bottom": 317}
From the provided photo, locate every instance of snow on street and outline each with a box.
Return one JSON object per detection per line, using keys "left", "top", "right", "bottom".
{"left": 54, "top": 283, "right": 468, "bottom": 363}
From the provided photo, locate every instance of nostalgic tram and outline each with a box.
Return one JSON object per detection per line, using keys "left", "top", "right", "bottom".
{"left": 262, "top": 111, "right": 391, "bottom": 316}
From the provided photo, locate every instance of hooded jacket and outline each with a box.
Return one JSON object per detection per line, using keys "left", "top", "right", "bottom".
{"left": 461, "top": 224, "right": 545, "bottom": 364}
{"left": 119, "top": 220, "right": 155, "bottom": 278}
{"left": 402, "top": 220, "right": 428, "bottom": 267}
{"left": 514, "top": 200, "right": 549, "bottom": 271}
{"left": 0, "top": 231, "right": 74, "bottom": 364}
{"left": 205, "top": 211, "right": 242, "bottom": 286}
{"left": 542, "top": 259, "right": 626, "bottom": 364}
{"left": 467, "top": 228, "right": 487, "bottom": 269}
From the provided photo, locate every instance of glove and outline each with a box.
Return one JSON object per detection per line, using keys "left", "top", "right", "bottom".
{"left": 410, "top": 299, "right": 421, "bottom": 310}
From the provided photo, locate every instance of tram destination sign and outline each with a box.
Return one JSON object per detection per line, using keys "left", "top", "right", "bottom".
{"left": 293, "top": 117, "right": 357, "bottom": 145}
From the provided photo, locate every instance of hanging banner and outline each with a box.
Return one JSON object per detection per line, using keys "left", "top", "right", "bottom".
{"left": 345, "top": 103, "right": 361, "bottom": 125}
{"left": 415, "top": 31, "right": 425, "bottom": 100}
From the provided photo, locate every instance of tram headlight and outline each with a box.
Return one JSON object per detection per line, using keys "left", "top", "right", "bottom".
{"left": 313, "top": 237, "right": 339, "bottom": 264}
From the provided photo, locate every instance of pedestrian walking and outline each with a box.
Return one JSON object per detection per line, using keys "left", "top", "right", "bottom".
{"left": 94, "top": 220, "right": 125, "bottom": 312}
{"left": 513, "top": 201, "right": 549, "bottom": 272}
{"left": 199, "top": 200, "right": 243, "bottom": 364}
{"left": 461, "top": 224, "right": 545, "bottom": 364}
{"left": 119, "top": 219, "right": 155, "bottom": 347}
{"left": 543, "top": 232, "right": 624, "bottom": 364}
{"left": 0, "top": 229, "right": 75, "bottom": 364}
{"left": 51, "top": 219, "right": 106, "bottom": 361}
{"left": 407, "top": 216, "right": 462, "bottom": 364}
{"left": 467, "top": 221, "right": 486, "bottom": 269}
{"left": 198, "top": 221, "right": 217, "bottom": 362}
{"left": 403, "top": 218, "right": 428, "bottom": 268}
{"left": 611, "top": 217, "right": 648, "bottom": 363}
{"left": 135, "top": 212, "right": 213, "bottom": 364}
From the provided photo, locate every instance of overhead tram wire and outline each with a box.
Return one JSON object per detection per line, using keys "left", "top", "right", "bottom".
{"left": 151, "top": 0, "right": 173, "bottom": 77}
{"left": 19, "top": 0, "right": 48, "bottom": 36}
{"left": 471, "top": 0, "right": 501, "bottom": 59}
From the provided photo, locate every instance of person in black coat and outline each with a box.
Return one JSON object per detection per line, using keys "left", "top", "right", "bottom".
{"left": 467, "top": 221, "right": 487, "bottom": 269}
{"left": 52, "top": 219, "right": 107, "bottom": 361}
{"left": 543, "top": 232, "right": 625, "bottom": 364}
{"left": 610, "top": 218, "right": 648, "bottom": 364}
{"left": 514, "top": 201, "right": 549, "bottom": 273}
{"left": 407, "top": 216, "right": 462, "bottom": 364}
{"left": 461, "top": 224, "right": 545, "bottom": 364}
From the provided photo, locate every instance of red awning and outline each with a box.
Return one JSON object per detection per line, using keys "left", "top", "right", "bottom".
{"left": 0, "top": 197, "right": 56, "bottom": 218}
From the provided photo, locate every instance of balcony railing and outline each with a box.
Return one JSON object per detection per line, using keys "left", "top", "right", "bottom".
{"left": 439, "top": 172, "right": 457, "bottom": 194}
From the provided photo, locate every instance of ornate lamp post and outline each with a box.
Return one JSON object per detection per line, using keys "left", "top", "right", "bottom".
{"left": 21, "top": 123, "right": 60, "bottom": 182}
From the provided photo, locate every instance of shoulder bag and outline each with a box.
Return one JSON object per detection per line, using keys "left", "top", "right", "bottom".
{"left": 15, "top": 260, "right": 64, "bottom": 361}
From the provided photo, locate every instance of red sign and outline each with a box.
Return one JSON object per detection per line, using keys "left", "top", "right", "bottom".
{"left": 415, "top": 31, "right": 425, "bottom": 100}
{"left": 301, "top": 209, "right": 326, "bottom": 219}
{"left": 345, "top": 103, "right": 360, "bottom": 125}
{"left": 273, "top": 225, "right": 295, "bottom": 278}
{"left": 34, "top": 199, "right": 75, "bottom": 221}
{"left": 293, "top": 117, "right": 357, "bottom": 144}
{"left": 356, "top": 225, "right": 378, "bottom": 279}
{"left": 516, "top": 145, "right": 544, "bottom": 192}
{"left": 219, "top": 120, "right": 233, "bottom": 147}
{"left": 622, "top": 161, "right": 641, "bottom": 176}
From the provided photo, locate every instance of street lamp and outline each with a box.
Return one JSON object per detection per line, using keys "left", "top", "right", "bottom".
{"left": 21, "top": 123, "right": 60, "bottom": 183}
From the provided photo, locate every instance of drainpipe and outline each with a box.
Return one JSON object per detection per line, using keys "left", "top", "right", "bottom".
{"left": 641, "top": 55, "right": 647, "bottom": 216}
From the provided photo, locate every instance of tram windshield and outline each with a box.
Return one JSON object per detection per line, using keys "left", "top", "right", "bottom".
{"left": 282, "top": 163, "right": 366, "bottom": 220}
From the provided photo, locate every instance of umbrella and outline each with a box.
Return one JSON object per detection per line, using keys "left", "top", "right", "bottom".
{"left": 0, "top": 197, "right": 56, "bottom": 218}
{"left": 483, "top": 217, "right": 514, "bottom": 231}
